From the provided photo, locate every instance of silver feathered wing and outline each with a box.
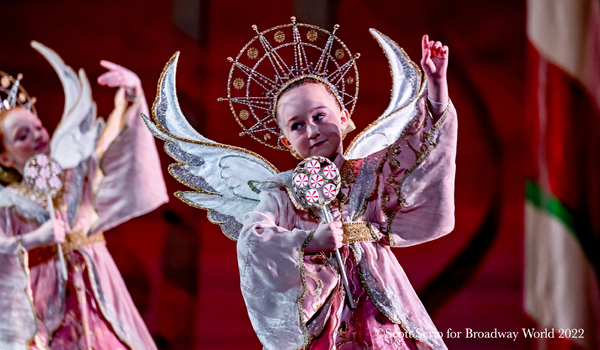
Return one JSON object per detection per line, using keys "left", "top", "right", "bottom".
{"left": 31, "top": 41, "right": 103, "bottom": 169}
{"left": 344, "top": 29, "right": 426, "bottom": 160}
{"left": 145, "top": 29, "right": 425, "bottom": 240}
{"left": 143, "top": 53, "right": 279, "bottom": 241}
{"left": 31, "top": 41, "right": 104, "bottom": 227}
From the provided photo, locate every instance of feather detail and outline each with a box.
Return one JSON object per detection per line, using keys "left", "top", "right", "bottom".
{"left": 344, "top": 29, "right": 426, "bottom": 160}
{"left": 144, "top": 52, "right": 279, "bottom": 241}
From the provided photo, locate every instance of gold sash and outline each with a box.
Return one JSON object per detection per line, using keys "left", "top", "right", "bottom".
{"left": 28, "top": 230, "right": 106, "bottom": 268}
{"left": 342, "top": 222, "right": 378, "bottom": 245}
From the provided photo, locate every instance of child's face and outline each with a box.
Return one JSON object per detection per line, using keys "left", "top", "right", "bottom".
{"left": 277, "top": 83, "right": 349, "bottom": 160}
{"left": 0, "top": 108, "right": 50, "bottom": 174}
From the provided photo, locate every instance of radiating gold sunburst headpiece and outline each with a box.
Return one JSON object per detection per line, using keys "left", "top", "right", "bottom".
{"left": 219, "top": 17, "right": 360, "bottom": 150}
{"left": 0, "top": 71, "right": 37, "bottom": 114}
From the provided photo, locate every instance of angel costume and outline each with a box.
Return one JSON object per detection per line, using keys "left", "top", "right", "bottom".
{"left": 0, "top": 42, "right": 167, "bottom": 349}
{"left": 144, "top": 19, "right": 455, "bottom": 350}
{"left": 238, "top": 94, "right": 456, "bottom": 349}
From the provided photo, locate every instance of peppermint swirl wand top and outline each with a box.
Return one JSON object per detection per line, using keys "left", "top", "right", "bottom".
{"left": 292, "top": 156, "right": 341, "bottom": 210}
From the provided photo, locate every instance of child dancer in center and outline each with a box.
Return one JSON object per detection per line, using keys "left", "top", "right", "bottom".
{"left": 237, "top": 35, "right": 456, "bottom": 349}
{"left": 145, "top": 18, "right": 456, "bottom": 350}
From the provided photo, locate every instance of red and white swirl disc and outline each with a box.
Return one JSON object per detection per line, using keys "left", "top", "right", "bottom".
{"left": 294, "top": 173, "right": 309, "bottom": 188}
{"left": 306, "top": 159, "right": 321, "bottom": 174}
{"left": 323, "top": 184, "right": 337, "bottom": 198}
{"left": 306, "top": 189, "right": 319, "bottom": 203}
{"left": 309, "top": 174, "right": 324, "bottom": 188}
{"left": 323, "top": 165, "right": 338, "bottom": 179}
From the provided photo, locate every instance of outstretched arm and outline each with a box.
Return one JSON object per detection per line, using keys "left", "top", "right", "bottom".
{"left": 91, "top": 61, "right": 168, "bottom": 234}
{"left": 420, "top": 34, "right": 449, "bottom": 119}
{"left": 97, "top": 60, "right": 143, "bottom": 100}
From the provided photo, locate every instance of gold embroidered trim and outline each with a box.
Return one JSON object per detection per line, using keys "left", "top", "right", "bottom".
{"left": 385, "top": 97, "right": 452, "bottom": 238}
{"left": 62, "top": 230, "right": 106, "bottom": 253}
{"left": 351, "top": 244, "right": 437, "bottom": 349}
{"left": 296, "top": 230, "right": 316, "bottom": 349}
{"left": 27, "top": 230, "right": 106, "bottom": 268}
{"left": 342, "top": 222, "right": 376, "bottom": 245}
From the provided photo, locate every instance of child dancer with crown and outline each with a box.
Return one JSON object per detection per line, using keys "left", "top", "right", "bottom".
{"left": 0, "top": 42, "right": 167, "bottom": 349}
{"left": 146, "top": 18, "right": 456, "bottom": 350}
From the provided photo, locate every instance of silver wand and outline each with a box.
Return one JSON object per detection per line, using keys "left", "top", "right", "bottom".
{"left": 292, "top": 156, "right": 356, "bottom": 310}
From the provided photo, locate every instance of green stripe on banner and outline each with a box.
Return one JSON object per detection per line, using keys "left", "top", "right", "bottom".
{"left": 525, "top": 180, "right": 576, "bottom": 233}
{"left": 525, "top": 180, "right": 600, "bottom": 277}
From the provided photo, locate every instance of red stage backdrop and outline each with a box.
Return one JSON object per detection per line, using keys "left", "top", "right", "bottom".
{"left": 4, "top": 0, "right": 595, "bottom": 349}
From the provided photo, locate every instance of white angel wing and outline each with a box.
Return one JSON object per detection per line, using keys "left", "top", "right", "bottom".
{"left": 31, "top": 41, "right": 105, "bottom": 227}
{"left": 143, "top": 53, "right": 279, "bottom": 241}
{"left": 344, "top": 29, "right": 426, "bottom": 160}
{"left": 31, "top": 41, "right": 104, "bottom": 170}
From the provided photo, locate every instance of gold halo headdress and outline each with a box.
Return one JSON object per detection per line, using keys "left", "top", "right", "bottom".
{"left": 0, "top": 71, "right": 37, "bottom": 114}
{"left": 219, "top": 17, "right": 359, "bottom": 150}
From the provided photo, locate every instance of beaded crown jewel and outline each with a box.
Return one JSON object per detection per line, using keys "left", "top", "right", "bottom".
{"left": 0, "top": 70, "right": 37, "bottom": 114}
{"left": 219, "top": 17, "right": 360, "bottom": 150}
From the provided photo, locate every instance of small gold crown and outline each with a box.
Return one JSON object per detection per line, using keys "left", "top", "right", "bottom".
{"left": 220, "top": 17, "right": 359, "bottom": 150}
{"left": 0, "top": 70, "right": 37, "bottom": 114}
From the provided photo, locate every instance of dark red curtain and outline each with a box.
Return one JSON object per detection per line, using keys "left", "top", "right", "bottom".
{"left": 1, "top": 0, "right": 528, "bottom": 348}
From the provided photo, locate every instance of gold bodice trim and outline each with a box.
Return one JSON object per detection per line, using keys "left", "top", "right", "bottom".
{"left": 27, "top": 230, "right": 106, "bottom": 268}
{"left": 342, "top": 222, "right": 377, "bottom": 245}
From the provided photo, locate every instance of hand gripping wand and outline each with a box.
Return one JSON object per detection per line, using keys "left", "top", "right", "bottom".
{"left": 291, "top": 156, "right": 356, "bottom": 310}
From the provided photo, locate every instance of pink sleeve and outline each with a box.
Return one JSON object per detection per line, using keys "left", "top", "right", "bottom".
{"left": 237, "top": 188, "right": 314, "bottom": 350}
{"left": 0, "top": 208, "right": 37, "bottom": 347}
{"left": 91, "top": 90, "right": 169, "bottom": 234}
{"left": 378, "top": 97, "right": 457, "bottom": 247}
{"left": 0, "top": 209, "right": 19, "bottom": 255}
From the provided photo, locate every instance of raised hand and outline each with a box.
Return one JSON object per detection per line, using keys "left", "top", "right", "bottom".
{"left": 420, "top": 35, "right": 449, "bottom": 82}
{"left": 305, "top": 221, "right": 344, "bottom": 253}
{"left": 420, "top": 35, "right": 449, "bottom": 115}
{"left": 97, "top": 60, "right": 142, "bottom": 100}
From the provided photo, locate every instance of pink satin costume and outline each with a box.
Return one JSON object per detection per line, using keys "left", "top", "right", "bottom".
{"left": 238, "top": 95, "right": 457, "bottom": 350}
{"left": 0, "top": 90, "right": 168, "bottom": 350}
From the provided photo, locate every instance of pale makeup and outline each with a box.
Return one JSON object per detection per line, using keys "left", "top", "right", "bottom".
{"left": 277, "top": 83, "right": 349, "bottom": 164}
{"left": 0, "top": 108, "right": 50, "bottom": 174}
